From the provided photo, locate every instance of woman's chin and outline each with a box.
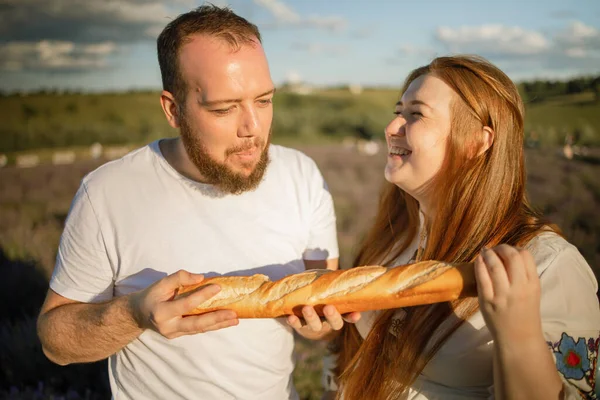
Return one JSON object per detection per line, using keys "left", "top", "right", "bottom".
{"left": 384, "top": 166, "right": 405, "bottom": 185}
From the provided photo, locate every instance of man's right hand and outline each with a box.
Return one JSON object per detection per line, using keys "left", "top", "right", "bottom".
{"left": 130, "top": 270, "right": 239, "bottom": 339}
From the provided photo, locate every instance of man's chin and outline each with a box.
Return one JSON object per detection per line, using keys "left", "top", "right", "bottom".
{"left": 228, "top": 163, "right": 259, "bottom": 177}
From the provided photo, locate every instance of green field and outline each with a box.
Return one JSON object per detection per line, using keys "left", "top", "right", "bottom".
{"left": 1, "top": 82, "right": 599, "bottom": 398}
{"left": 1, "top": 87, "right": 598, "bottom": 157}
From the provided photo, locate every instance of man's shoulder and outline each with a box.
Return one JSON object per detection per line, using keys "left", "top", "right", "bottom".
{"left": 82, "top": 142, "right": 158, "bottom": 188}
{"left": 268, "top": 144, "right": 318, "bottom": 171}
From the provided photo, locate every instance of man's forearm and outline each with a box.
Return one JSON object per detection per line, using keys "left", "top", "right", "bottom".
{"left": 38, "top": 295, "right": 143, "bottom": 365}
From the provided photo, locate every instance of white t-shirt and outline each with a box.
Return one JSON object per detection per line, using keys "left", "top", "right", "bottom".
{"left": 50, "top": 141, "right": 339, "bottom": 400}
{"left": 324, "top": 221, "right": 600, "bottom": 399}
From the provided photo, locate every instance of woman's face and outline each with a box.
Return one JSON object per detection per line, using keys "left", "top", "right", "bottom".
{"left": 384, "top": 74, "right": 456, "bottom": 207}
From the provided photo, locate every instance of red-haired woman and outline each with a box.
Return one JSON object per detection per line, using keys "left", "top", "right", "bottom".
{"left": 288, "top": 55, "right": 600, "bottom": 399}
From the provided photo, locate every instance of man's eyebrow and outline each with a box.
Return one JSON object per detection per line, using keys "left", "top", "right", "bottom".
{"left": 395, "top": 99, "right": 432, "bottom": 108}
{"left": 201, "top": 88, "right": 276, "bottom": 107}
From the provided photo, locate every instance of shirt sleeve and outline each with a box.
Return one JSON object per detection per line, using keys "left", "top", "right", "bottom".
{"left": 538, "top": 243, "right": 599, "bottom": 398}
{"left": 50, "top": 182, "right": 114, "bottom": 303}
{"left": 302, "top": 158, "right": 339, "bottom": 261}
{"left": 485, "top": 240, "right": 600, "bottom": 399}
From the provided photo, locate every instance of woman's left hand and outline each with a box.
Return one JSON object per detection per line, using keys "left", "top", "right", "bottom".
{"left": 287, "top": 305, "right": 361, "bottom": 340}
{"left": 475, "top": 245, "right": 543, "bottom": 345}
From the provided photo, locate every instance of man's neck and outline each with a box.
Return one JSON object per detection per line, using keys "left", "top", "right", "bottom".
{"left": 159, "top": 137, "right": 208, "bottom": 183}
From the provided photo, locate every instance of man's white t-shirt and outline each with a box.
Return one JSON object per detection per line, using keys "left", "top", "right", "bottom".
{"left": 50, "top": 141, "right": 339, "bottom": 400}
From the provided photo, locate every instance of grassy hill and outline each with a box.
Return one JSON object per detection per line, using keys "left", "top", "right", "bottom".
{"left": 1, "top": 87, "right": 598, "bottom": 156}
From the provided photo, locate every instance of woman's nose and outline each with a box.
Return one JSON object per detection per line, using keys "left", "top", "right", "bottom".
{"left": 385, "top": 117, "right": 405, "bottom": 138}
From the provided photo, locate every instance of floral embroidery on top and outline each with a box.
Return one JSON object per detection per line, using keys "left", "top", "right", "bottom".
{"left": 547, "top": 332, "right": 599, "bottom": 399}
{"left": 389, "top": 309, "right": 408, "bottom": 337}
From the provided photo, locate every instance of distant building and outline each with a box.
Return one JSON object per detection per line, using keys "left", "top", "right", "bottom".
{"left": 348, "top": 84, "right": 363, "bottom": 95}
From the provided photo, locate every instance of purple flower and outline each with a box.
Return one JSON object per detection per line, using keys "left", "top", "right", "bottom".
{"left": 588, "top": 337, "right": 598, "bottom": 352}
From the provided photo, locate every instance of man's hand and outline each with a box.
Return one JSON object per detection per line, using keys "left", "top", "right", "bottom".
{"left": 130, "top": 270, "right": 239, "bottom": 339}
{"left": 287, "top": 304, "right": 360, "bottom": 340}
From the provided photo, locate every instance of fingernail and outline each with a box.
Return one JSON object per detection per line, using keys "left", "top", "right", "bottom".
{"left": 305, "top": 309, "right": 314, "bottom": 317}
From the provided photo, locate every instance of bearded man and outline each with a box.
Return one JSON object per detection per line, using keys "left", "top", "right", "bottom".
{"left": 37, "top": 5, "right": 339, "bottom": 399}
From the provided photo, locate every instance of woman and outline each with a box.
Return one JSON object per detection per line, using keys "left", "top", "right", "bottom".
{"left": 288, "top": 55, "right": 600, "bottom": 399}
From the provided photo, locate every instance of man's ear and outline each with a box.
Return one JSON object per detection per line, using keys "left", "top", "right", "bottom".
{"left": 476, "top": 126, "right": 495, "bottom": 157}
{"left": 160, "top": 90, "right": 181, "bottom": 129}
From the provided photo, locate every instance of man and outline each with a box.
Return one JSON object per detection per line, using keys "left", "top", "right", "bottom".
{"left": 37, "top": 5, "right": 340, "bottom": 399}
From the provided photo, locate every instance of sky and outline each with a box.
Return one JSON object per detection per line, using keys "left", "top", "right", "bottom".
{"left": 1, "top": 0, "right": 599, "bottom": 93}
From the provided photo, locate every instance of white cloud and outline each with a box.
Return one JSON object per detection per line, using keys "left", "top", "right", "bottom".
{"left": 305, "top": 15, "right": 347, "bottom": 32}
{"left": 254, "top": 0, "right": 300, "bottom": 23}
{"left": 351, "top": 26, "right": 376, "bottom": 39}
{"left": 285, "top": 70, "right": 302, "bottom": 84}
{"left": 436, "top": 24, "right": 550, "bottom": 55}
{"left": 81, "top": 42, "right": 118, "bottom": 55}
{"left": 398, "top": 45, "right": 437, "bottom": 58}
{"left": 253, "top": 0, "right": 347, "bottom": 32}
{"left": 0, "top": 0, "right": 182, "bottom": 44}
{"left": 433, "top": 21, "right": 600, "bottom": 78}
{"left": 0, "top": 40, "right": 118, "bottom": 71}
{"left": 291, "top": 42, "right": 348, "bottom": 56}
{"left": 554, "top": 21, "right": 600, "bottom": 52}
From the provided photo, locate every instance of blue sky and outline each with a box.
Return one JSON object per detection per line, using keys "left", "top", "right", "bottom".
{"left": 1, "top": 0, "right": 599, "bottom": 92}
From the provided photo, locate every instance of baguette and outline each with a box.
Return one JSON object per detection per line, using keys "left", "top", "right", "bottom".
{"left": 175, "top": 260, "right": 477, "bottom": 318}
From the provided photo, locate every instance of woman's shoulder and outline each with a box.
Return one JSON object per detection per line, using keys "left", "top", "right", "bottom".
{"left": 528, "top": 230, "right": 599, "bottom": 323}
{"left": 525, "top": 230, "right": 584, "bottom": 274}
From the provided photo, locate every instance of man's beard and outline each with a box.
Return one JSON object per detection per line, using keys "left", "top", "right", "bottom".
{"left": 179, "top": 117, "right": 271, "bottom": 195}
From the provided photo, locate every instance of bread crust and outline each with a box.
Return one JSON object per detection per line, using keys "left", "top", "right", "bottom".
{"left": 174, "top": 261, "right": 477, "bottom": 318}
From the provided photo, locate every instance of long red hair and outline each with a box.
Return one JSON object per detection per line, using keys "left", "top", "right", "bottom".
{"left": 331, "top": 55, "right": 560, "bottom": 399}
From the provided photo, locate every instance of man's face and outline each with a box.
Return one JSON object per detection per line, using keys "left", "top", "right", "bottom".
{"left": 177, "top": 34, "right": 275, "bottom": 194}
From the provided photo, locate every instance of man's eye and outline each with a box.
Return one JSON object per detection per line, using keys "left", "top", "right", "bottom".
{"left": 211, "top": 108, "right": 232, "bottom": 115}
{"left": 258, "top": 98, "right": 273, "bottom": 106}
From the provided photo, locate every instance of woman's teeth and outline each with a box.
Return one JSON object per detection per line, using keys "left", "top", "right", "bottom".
{"left": 389, "top": 147, "right": 411, "bottom": 156}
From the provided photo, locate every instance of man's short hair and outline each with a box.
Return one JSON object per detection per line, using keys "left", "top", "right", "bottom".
{"left": 157, "top": 4, "right": 262, "bottom": 106}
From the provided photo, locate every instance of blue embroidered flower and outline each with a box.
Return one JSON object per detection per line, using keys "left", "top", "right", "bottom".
{"left": 554, "top": 332, "right": 590, "bottom": 380}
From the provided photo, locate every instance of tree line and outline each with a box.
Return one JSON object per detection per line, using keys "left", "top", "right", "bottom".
{"left": 518, "top": 75, "right": 600, "bottom": 103}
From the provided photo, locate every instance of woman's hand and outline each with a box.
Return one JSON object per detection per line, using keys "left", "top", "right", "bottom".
{"left": 286, "top": 305, "right": 361, "bottom": 340}
{"left": 475, "top": 245, "right": 543, "bottom": 345}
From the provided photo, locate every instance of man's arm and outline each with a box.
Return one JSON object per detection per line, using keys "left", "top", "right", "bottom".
{"left": 38, "top": 270, "right": 239, "bottom": 366}
{"left": 38, "top": 289, "right": 142, "bottom": 365}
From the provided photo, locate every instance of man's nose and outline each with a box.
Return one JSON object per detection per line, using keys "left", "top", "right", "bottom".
{"left": 239, "top": 106, "right": 260, "bottom": 137}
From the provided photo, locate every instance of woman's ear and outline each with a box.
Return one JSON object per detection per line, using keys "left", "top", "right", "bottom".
{"left": 476, "top": 126, "right": 495, "bottom": 157}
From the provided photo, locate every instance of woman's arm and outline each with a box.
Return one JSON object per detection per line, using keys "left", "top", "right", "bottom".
{"left": 476, "top": 246, "right": 563, "bottom": 400}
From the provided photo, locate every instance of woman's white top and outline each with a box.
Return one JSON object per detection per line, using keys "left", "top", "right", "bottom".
{"left": 323, "top": 217, "right": 600, "bottom": 399}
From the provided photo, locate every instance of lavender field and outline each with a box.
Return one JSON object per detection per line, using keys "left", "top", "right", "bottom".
{"left": 1, "top": 143, "right": 599, "bottom": 399}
